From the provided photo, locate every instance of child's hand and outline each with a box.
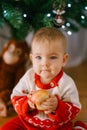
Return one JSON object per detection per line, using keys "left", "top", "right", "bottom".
{"left": 40, "top": 95, "right": 58, "bottom": 114}
{"left": 27, "top": 92, "right": 36, "bottom": 110}
{"left": 0, "top": 99, "right": 7, "bottom": 117}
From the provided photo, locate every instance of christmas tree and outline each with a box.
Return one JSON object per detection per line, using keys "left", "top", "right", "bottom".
{"left": 0, "top": 0, "right": 87, "bottom": 40}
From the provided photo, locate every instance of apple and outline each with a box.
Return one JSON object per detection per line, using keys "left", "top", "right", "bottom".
{"left": 31, "top": 90, "right": 50, "bottom": 110}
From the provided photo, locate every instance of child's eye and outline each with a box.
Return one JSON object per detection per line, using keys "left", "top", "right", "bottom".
{"left": 50, "top": 56, "right": 57, "bottom": 59}
{"left": 35, "top": 56, "right": 42, "bottom": 60}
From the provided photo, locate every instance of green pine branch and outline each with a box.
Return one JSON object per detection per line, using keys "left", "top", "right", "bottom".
{"left": 0, "top": 0, "right": 87, "bottom": 40}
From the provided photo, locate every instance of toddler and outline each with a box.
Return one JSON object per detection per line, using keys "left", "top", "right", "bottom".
{"left": 1, "top": 27, "right": 87, "bottom": 130}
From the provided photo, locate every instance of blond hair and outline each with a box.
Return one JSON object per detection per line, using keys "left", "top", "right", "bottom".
{"left": 31, "top": 27, "right": 67, "bottom": 52}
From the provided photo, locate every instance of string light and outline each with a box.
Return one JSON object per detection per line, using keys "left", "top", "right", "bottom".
{"left": 62, "top": 25, "right": 65, "bottom": 29}
{"left": 67, "top": 31, "right": 72, "bottom": 35}
{"left": 67, "top": 3, "right": 72, "bottom": 8}
{"left": 81, "top": 15, "right": 85, "bottom": 19}
{"left": 84, "top": 6, "right": 87, "bottom": 10}
{"left": 23, "top": 13, "right": 27, "bottom": 18}
{"left": 3, "top": 10, "right": 7, "bottom": 14}
{"left": 66, "top": 22, "right": 71, "bottom": 27}
{"left": 3, "top": 10, "right": 7, "bottom": 17}
{"left": 47, "top": 13, "right": 51, "bottom": 17}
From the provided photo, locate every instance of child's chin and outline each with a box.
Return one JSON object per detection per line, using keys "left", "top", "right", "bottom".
{"left": 41, "top": 75, "right": 53, "bottom": 83}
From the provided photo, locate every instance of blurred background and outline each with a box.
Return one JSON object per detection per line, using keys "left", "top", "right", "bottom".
{"left": 0, "top": 0, "right": 87, "bottom": 126}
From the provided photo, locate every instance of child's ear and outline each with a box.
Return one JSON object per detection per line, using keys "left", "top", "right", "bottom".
{"left": 29, "top": 53, "right": 33, "bottom": 62}
{"left": 63, "top": 53, "right": 69, "bottom": 67}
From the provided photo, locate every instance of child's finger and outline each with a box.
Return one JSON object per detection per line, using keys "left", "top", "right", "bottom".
{"left": 28, "top": 100, "right": 35, "bottom": 109}
{"left": 27, "top": 91, "right": 34, "bottom": 99}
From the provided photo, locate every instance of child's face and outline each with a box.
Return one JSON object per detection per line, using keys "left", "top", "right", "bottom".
{"left": 30, "top": 41, "right": 68, "bottom": 84}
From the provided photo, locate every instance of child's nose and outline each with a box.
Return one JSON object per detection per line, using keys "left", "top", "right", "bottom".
{"left": 41, "top": 58, "right": 49, "bottom": 66}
